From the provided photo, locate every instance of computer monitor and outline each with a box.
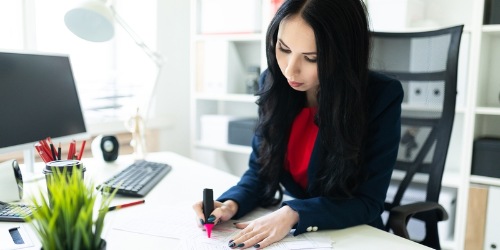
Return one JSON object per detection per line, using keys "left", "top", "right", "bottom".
{"left": 0, "top": 50, "right": 88, "bottom": 171}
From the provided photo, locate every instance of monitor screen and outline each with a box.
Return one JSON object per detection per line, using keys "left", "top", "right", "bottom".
{"left": 0, "top": 51, "right": 87, "bottom": 154}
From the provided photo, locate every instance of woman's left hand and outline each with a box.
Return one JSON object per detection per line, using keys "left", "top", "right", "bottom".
{"left": 228, "top": 205, "right": 299, "bottom": 249}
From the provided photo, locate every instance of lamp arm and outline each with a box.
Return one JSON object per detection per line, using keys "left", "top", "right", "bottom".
{"left": 109, "top": 5, "right": 164, "bottom": 68}
{"left": 106, "top": 4, "right": 164, "bottom": 124}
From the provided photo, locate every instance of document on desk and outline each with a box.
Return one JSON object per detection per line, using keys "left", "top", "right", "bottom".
{"left": 111, "top": 204, "right": 333, "bottom": 249}
{"left": 0, "top": 226, "right": 34, "bottom": 250}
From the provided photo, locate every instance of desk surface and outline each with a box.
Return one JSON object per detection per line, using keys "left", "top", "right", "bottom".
{"left": 0, "top": 152, "right": 431, "bottom": 250}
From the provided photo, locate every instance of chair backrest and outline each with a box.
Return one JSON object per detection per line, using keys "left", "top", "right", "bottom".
{"left": 370, "top": 25, "right": 463, "bottom": 244}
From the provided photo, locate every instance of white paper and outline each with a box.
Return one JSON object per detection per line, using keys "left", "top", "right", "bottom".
{"left": 111, "top": 205, "right": 333, "bottom": 249}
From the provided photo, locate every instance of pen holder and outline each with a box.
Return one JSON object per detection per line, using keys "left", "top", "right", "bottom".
{"left": 43, "top": 160, "right": 85, "bottom": 207}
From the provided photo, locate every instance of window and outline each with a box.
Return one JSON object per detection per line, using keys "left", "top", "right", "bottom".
{"left": 0, "top": 0, "right": 158, "bottom": 128}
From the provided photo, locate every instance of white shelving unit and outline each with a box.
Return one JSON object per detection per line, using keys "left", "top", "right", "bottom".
{"left": 189, "top": 0, "right": 272, "bottom": 176}
{"left": 190, "top": 0, "right": 500, "bottom": 249}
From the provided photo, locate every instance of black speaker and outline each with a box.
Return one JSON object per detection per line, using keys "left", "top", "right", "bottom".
{"left": 472, "top": 137, "right": 500, "bottom": 178}
{"left": 91, "top": 135, "right": 119, "bottom": 162}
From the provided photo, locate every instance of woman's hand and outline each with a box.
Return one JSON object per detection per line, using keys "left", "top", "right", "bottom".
{"left": 193, "top": 199, "right": 239, "bottom": 228}
{"left": 228, "top": 206, "right": 299, "bottom": 249}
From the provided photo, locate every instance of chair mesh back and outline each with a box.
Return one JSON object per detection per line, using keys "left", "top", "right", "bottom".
{"left": 370, "top": 26, "right": 463, "bottom": 209}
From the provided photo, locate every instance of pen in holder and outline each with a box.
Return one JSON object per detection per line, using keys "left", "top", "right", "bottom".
{"left": 43, "top": 160, "right": 85, "bottom": 207}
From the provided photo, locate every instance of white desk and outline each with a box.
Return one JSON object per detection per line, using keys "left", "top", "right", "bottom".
{"left": 0, "top": 152, "right": 431, "bottom": 250}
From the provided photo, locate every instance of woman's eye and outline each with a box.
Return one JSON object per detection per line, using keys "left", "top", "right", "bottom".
{"left": 305, "top": 56, "right": 317, "bottom": 63}
{"left": 278, "top": 46, "right": 291, "bottom": 53}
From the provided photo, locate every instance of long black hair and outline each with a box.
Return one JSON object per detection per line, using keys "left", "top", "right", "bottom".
{"left": 257, "top": 0, "right": 371, "bottom": 206}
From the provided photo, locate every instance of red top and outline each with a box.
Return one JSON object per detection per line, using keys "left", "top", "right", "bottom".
{"left": 285, "top": 107, "right": 319, "bottom": 189}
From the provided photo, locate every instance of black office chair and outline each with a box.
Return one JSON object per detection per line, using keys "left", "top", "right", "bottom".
{"left": 370, "top": 25, "right": 464, "bottom": 249}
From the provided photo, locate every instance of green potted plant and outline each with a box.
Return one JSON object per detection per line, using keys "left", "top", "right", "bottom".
{"left": 27, "top": 165, "right": 116, "bottom": 250}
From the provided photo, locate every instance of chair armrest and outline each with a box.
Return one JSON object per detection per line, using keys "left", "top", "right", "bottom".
{"left": 387, "top": 201, "right": 449, "bottom": 239}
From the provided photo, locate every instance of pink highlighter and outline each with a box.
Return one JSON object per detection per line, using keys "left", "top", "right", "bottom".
{"left": 203, "top": 188, "right": 215, "bottom": 238}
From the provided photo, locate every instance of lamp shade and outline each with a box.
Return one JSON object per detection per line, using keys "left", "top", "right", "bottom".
{"left": 64, "top": 0, "right": 115, "bottom": 42}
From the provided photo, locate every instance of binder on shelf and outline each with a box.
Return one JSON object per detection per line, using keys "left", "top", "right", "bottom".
{"left": 484, "top": 186, "right": 500, "bottom": 249}
{"left": 197, "top": 40, "right": 245, "bottom": 94}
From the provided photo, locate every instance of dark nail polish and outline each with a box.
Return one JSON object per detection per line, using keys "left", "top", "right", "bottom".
{"left": 254, "top": 243, "right": 260, "bottom": 248}
{"left": 229, "top": 239, "right": 234, "bottom": 243}
{"left": 228, "top": 242, "right": 236, "bottom": 247}
{"left": 237, "top": 243, "right": 245, "bottom": 248}
{"left": 200, "top": 218, "right": 205, "bottom": 225}
{"left": 207, "top": 215, "right": 216, "bottom": 223}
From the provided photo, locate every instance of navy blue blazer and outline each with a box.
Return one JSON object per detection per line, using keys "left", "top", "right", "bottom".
{"left": 218, "top": 71, "right": 403, "bottom": 236}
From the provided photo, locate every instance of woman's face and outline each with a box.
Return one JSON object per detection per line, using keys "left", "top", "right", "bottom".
{"left": 275, "top": 15, "right": 319, "bottom": 103}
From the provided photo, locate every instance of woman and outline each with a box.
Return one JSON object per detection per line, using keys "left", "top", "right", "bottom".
{"left": 193, "top": 0, "right": 403, "bottom": 248}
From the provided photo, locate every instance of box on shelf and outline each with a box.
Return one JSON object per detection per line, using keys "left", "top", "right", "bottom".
{"left": 472, "top": 137, "right": 500, "bottom": 178}
{"left": 383, "top": 179, "right": 456, "bottom": 241}
{"left": 199, "top": 0, "right": 262, "bottom": 34}
{"left": 486, "top": 0, "right": 500, "bottom": 24}
{"left": 228, "top": 118, "right": 258, "bottom": 146}
{"left": 200, "top": 115, "right": 239, "bottom": 145}
{"left": 196, "top": 40, "right": 245, "bottom": 94}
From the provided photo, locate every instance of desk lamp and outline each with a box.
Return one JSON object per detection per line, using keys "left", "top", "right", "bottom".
{"left": 64, "top": 0, "right": 164, "bottom": 158}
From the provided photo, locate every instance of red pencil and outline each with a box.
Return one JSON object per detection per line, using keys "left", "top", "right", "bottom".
{"left": 77, "top": 140, "right": 86, "bottom": 160}
{"left": 108, "top": 200, "right": 145, "bottom": 211}
{"left": 67, "top": 140, "right": 76, "bottom": 160}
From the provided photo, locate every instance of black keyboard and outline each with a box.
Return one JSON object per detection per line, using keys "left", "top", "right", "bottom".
{"left": 98, "top": 160, "right": 172, "bottom": 197}
{"left": 0, "top": 201, "right": 38, "bottom": 222}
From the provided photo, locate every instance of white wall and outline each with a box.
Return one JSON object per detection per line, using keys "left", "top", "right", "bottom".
{"left": 154, "top": 0, "right": 191, "bottom": 157}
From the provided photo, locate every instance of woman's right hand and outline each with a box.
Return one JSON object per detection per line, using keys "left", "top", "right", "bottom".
{"left": 192, "top": 199, "right": 239, "bottom": 229}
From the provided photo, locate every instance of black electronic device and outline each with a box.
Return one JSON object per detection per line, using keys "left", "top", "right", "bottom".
{"left": 0, "top": 201, "right": 38, "bottom": 222}
{"left": 0, "top": 51, "right": 87, "bottom": 164}
{"left": 97, "top": 160, "right": 172, "bottom": 197}
{"left": 91, "top": 135, "right": 119, "bottom": 162}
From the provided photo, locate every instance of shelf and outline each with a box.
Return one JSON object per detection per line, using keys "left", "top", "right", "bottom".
{"left": 195, "top": 93, "right": 258, "bottom": 102}
{"left": 475, "top": 107, "right": 500, "bottom": 115}
{"left": 470, "top": 175, "right": 500, "bottom": 187}
{"left": 391, "top": 168, "right": 460, "bottom": 188}
{"left": 401, "top": 104, "right": 465, "bottom": 113}
{"left": 195, "top": 141, "right": 252, "bottom": 154}
{"left": 482, "top": 25, "right": 500, "bottom": 33}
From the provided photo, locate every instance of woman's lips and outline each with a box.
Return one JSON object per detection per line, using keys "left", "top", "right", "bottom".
{"left": 288, "top": 80, "right": 303, "bottom": 88}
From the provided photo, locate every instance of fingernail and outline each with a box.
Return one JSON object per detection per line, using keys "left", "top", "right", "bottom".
{"left": 200, "top": 219, "right": 205, "bottom": 225}
{"left": 237, "top": 243, "right": 245, "bottom": 248}
{"left": 229, "top": 240, "right": 234, "bottom": 243}
{"left": 207, "top": 215, "right": 216, "bottom": 223}
{"left": 228, "top": 241, "right": 236, "bottom": 247}
{"left": 254, "top": 243, "right": 260, "bottom": 248}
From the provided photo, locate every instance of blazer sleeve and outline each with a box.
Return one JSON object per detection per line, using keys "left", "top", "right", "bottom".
{"left": 283, "top": 76, "right": 404, "bottom": 235}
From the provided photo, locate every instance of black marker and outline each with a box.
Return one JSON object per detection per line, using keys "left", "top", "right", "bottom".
{"left": 203, "top": 188, "right": 214, "bottom": 238}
